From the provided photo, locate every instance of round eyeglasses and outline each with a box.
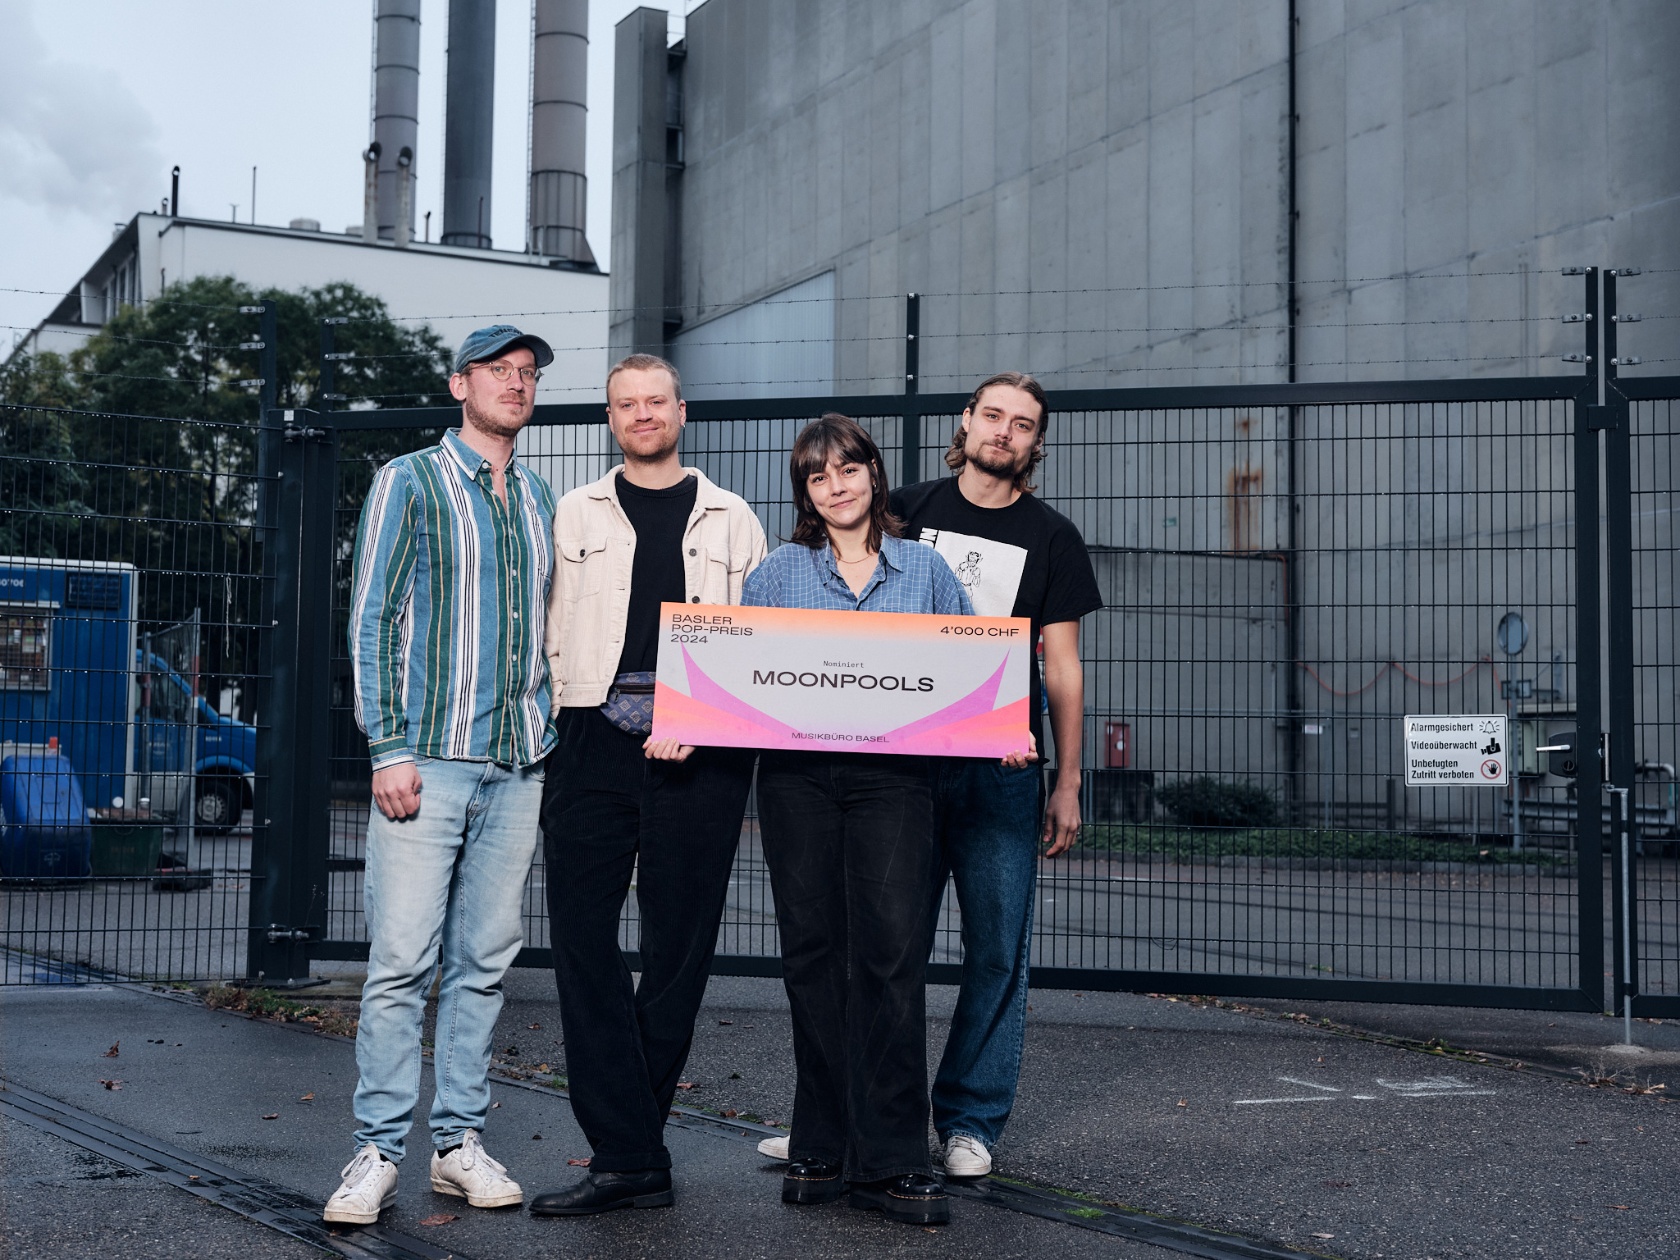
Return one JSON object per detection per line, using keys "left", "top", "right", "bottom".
{"left": 468, "top": 360, "right": 542, "bottom": 385}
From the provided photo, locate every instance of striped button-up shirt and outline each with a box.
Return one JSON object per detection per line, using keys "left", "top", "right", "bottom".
{"left": 349, "top": 428, "right": 556, "bottom": 770}
{"left": 742, "top": 534, "right": 974, "bottom": 615}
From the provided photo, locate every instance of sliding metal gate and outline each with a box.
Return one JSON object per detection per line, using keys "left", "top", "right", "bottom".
{"left": 6, "top": 273, "right": 1676, "bottom": 1013}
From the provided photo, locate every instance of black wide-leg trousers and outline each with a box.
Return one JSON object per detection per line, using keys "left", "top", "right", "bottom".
{"left": 755, "top": 750, "right": 939, "bottom": 1183}
{"left": 541, "top": 707, "right": 755, "bottom": 1173}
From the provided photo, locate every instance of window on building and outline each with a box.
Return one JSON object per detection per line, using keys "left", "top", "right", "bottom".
{"left": 0, "top": 605, "right": 52, "bottom": 691}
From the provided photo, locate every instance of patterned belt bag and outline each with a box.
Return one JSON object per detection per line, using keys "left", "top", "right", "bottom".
{"left": 600, "top": 670, "right": 657, "bottom": 736}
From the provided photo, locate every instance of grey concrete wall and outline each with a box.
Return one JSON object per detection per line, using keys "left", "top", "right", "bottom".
{"left": 673, "top": 0, "right": 1291, "bottom": 391}
{"left": 1294, "top": 0, "right": 1680, "bottom": 382}
{"left": 608, "top": 6, "right": 677, "bottom": 358}
{"left": 627, "top": 0, "right": 1677, "bottom": 389}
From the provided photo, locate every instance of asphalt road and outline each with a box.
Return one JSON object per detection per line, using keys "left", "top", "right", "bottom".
{"left": 7, "top": 806, "right": 1679, "bottom": 995}
{"left": 5, "top": 972, "right": 1679, "bottom": 1259}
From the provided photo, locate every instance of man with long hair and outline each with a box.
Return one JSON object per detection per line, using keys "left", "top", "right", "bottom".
{"left": 891, "top": 372, "right": 1103, "bottom": 1178}
{"left": 529, "top": 354, "right": 766, "bottom": 1217}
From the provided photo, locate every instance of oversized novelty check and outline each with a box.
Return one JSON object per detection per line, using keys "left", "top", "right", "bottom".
{"left": 651, "top": 603, "right": 1032, "bottom": 757}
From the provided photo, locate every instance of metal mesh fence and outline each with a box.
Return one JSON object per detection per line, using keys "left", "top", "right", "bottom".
{"left": 1631, "top": 398, "right": 1680, "bottom": 1001}
{"left": 321, "top": 391, "right": 1594, "bottom": 999}
{"left": 0, "top": 403, "right": 264, "bottom": 983}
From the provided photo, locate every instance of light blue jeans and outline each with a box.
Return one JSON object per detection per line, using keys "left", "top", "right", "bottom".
{"left": 929, "top": 760, "right": 1043, "bottom": 1149}
{"left": 352, "top": 756, "right": 543, "bottom": 1161}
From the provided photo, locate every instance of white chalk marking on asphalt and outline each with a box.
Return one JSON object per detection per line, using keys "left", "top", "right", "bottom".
{"left": 1351, "top": 1095, "right": 1378, "bottom": 1100}
{"left": 1376, "top": 1076, "right": 1476, "bottom": 1093}
{"left": 1233, "top": 1096, "right": 1338, "bottom": 1105}
{"left": 1278, "top": 1077, "right": 1343, "bottom": 1092}
{"left": 1392, "top": 1089, "right": 1497, "bottom": 1098}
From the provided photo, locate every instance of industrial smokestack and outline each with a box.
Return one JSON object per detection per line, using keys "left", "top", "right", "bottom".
{"left": 362, "top": 143, "right": 382, "bottom": 243}
{"left": 371, "top": 0, "right": 421, "bottom": 241}
{"left": 442, "top": 0, "right": 496, "bottom": 249}
{"left": 528, "top": 0, "right": 593, "bottom": 264}
{"left": 395, "top": 148, "right": 414, "bottom": 247}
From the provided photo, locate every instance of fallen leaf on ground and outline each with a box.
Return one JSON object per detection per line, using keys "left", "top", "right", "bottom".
{"left": 718, "top": 1020, "right": 733, "bottom": 1026}
{"left": 532, "top": 1133, "right": 542, "bottom": 1140}
{"left": 567, "top": 1157, "right": 591, "bottom": 1167}
{"left": 261, "top": 1113, "right": 279, "bottom": 1120}
{"left": 676, "top": 1082, "right": 696, "bottom": 1090}
{"left": 1609, "top": 1205, "right": 1630, "bottom": 1210}
{"left": 1176, "top": 1099, "right": 1188, "bottom": 1107}
{"left": 188, "top": 1175, "right": 199, "bottom": 1181}
{"left": 299, "top": 1093, "right": 315, "bottom": 1102}
{"left": 1310, "top": 1233, "right": 1335, "bottom": 1240}
{"left": 491, "top": 1102, "right": 500, "bottom": 1109}
{"left": 721, "top": 1109, "right": 739, "bottom": 1118}
{"left": 102, "top": 1041, "right": 120, "bottom": 1058}
{"left": 419, "top": 1213, "right": 459, "bottom": 1226}
{"left": 98, "top": 1079, "right": 121, "bottom": 1090}
{"left": 536, "top": 1063, "right": 550, "bottom": 1072}
{"left": 527, "top": 1023, "right": 542, "bottom": 1030}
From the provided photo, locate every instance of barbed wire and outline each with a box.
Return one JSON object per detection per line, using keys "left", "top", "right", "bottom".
{"left": 0, "top": 322, "right": 272, "bottom": 356}
{"left": 0, "top": 400, "right": 273, "bottom": 430}
{"left": 0, "top": 285, "right": 254, "bottom": 314}
{"left": 324, "top": 351, "right": 1583, "bottom": 403}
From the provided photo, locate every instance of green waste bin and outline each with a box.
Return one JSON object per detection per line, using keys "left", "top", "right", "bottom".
{"left": 91, "top": 821, "right": 166, "bottom": 877}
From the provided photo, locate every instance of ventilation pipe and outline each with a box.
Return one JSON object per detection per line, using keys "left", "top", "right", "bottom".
{"left": 371, "top": 0, "right": 421, "bottom": 241}
{"left": 442, "top": 0, "right": 496, "bottom": 249}
{"left": 361, "top": 142, "right": 382, "bottom": 243}
{"left": 529, "top": 0, "right": 593, "bottom": 264}
{"left": 395, "top": 148, "right": 414, "bottom": 247}
{"left": 170, "top": 165, "right": 180, "bottom": 217}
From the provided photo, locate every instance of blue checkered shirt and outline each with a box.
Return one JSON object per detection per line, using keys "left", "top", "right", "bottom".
{"left": 742, "top": 534, "right": 974, "bottom": 615}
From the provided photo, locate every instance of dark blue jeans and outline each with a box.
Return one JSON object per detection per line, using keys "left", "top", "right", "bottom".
{"left": 929, "top": 759, "right": 1044, "bottom": 1148}
{"left": 757, "top": 751, "right": 939, "bottom": 1183}
{"left": 541, "top": 707, "right": 755, "bottom": 1173}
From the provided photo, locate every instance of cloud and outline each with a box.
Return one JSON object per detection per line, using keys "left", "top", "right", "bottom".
{"left": 0, "top": 0, "right": 163, "bottom": 216}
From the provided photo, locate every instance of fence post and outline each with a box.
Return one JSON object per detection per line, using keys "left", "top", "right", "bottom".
{"left": 1573, "top": 266, "right": 1606, "bottom": 1012}
{"left": 1601, "top": 268, "right": 1639, "bottom": 1027}
{"left": 246, "top": 408, "right": 335, "bottom": 987}
{"left": 901, "top": 292, "right": 921, "bottom": 487}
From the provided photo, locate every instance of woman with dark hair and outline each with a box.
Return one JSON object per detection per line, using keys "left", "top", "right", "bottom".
{"left": 741, "top": 414, "right": 973, "bottom": 1225}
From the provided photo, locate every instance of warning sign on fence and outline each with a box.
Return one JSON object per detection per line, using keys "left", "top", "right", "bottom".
{"left": 1402, "top": 714, "right": 1509, "bottom": 787}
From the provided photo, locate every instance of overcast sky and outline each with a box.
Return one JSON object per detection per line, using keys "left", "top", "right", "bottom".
{"left": 0, "top": 0, "right": 693, "bottom": 349}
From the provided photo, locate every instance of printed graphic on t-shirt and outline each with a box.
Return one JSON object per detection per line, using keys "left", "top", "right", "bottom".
{"left": 915, "top": 528, "right": 1028, "bottom": 617}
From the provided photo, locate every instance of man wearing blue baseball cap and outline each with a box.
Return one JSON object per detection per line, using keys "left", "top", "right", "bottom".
{"left": 327, "top": 325, "right": 558, "bottom": 1225}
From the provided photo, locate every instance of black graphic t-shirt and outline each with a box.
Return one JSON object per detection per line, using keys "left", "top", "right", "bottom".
{"left": 891, "top": 477, "right": 1103, "bottom": 755}
{"left": 616, "top": 472, "right": 697, "bottom": 674}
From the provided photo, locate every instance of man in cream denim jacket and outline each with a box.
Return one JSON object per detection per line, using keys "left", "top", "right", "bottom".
{"left": 530, "top": 354, "right": 766, "bottom": 1219}
{"left": 545, "top": 469, "right": 765, "bottom": 705}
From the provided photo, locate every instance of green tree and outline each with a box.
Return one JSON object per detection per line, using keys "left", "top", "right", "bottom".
{"left": 0, "top": 351, "right": 92, "bottom": 556}
{"left": 0, "top": 276, "right": 453, "bottom": 714}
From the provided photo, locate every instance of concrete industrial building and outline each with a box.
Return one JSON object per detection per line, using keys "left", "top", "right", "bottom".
{"left": 611, "top": 0, "right": 1678, "bottom": 394}
{"left": 605, "top": 0, "right": 1678, "bottom": 833}
{"left": 13, "top": 212, "right": 607, "bottom": 402}
{"left": 12, "top": 0, "right": 607, "bottom": 401}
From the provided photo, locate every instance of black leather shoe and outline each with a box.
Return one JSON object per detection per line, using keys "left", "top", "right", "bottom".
{"left": 528, "top": 1169, "right": 674, "bottom": 1216}
{"left": 849, "top": 1173, "right": 950, "bottom": 1225}
{"left": 781, "top": 1157, "right": 845, "bottom": 1205}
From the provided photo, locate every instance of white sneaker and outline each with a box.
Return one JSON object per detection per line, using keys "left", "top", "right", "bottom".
{"left": 324, "top": 1143, "right": 397, "bottom": 1224}
{"left": 757, "top": 1133, "right": 790, "bottom": 1161}
{"left": 430, "top": 1130, "right": 523, "bottom": 1208}
{"left": 942, "top": 1134, "right": 992, "bottom": 1178}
